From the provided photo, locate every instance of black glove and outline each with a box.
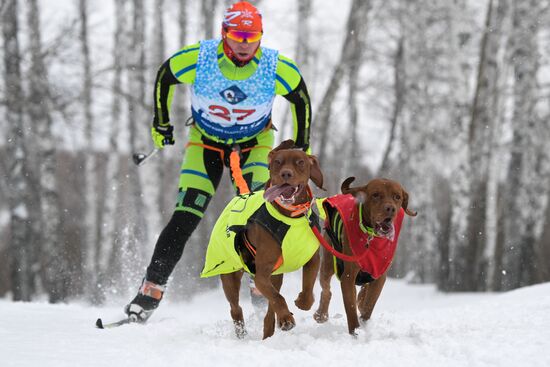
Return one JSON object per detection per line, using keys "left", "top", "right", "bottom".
{"left": 151, "top": 124, "right": 175, "bottom": 149}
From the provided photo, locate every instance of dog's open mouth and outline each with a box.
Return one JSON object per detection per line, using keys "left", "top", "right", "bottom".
{"left": 263, "top": 183, "right": 302, "bottom": 204}
{"left": 375, "top": 217, "right": 395, "bottom": 239}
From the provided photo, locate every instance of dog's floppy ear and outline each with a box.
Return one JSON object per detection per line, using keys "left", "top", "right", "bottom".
{"left": 308, "top": 155, "right": 324, "bottom": 190}
{"left": 401, "top": 189, "right": 417, "bottom": 217}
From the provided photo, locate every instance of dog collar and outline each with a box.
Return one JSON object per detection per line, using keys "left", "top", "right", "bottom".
{"left": 358, "top": 203, "right": 377, "bottom": 238}
{"left": 273, "top": 185, "right": 313, "bottom": 218}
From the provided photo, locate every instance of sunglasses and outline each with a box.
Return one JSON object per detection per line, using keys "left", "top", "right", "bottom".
{"left": 225, "top": 30, "right": 262, "bottom": 43}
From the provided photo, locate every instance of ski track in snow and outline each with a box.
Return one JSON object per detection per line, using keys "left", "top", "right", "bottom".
{"left": 1, "top": 277, "right": 549, "bottom": 367}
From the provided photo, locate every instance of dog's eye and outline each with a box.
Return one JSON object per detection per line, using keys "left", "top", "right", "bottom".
{"left": 296, "top": 159, "right": 305, "bottom": 167}
{"left": 272, "top": 158, "right": 282, "bottom": 166}
{"left": 393, "top": 194, "right": 401, "bottom": 201}
{"left": 372, "top": 192, "right": 380, "bottom": 200}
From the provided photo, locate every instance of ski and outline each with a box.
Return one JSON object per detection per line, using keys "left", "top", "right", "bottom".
{"left": 95, "top": 317, "right": 136, "bottom": 329}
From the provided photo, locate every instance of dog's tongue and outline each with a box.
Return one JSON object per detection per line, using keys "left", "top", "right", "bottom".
{"left": 263, "top": 184, "right": 295, "bottom": 202}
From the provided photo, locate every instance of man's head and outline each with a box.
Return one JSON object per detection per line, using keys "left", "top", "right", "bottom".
{"left": 221, "top": 1, "right": 263, "bottom": 66}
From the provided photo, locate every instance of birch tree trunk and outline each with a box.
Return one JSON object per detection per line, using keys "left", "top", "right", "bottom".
{"left": 427, "top": 0, "right": 473, "bottom": 289}
{"left": 295, "top": 0, "right": 312, "bottom": 82}
{"left": 201, "top": 0, "right": 217, "bottom": 39}
{"left": 151, "top": 0, "right": 171, "bottom": 220}
{"left": 445, "top": 0, "right": 507, "bottom": 291}
{"left": 27, "top": 0, "right": 68, "bottom": 302}
{"left": 393, "top": 0, "right": 465, "bottom": 283}
{"left": 78, "top": 0, "right": 97, "bottom": 300}
{"left": 98, "top": 0, "right": 126, "bottom": 293}
{"left": 466, "top": 0, "right": 503, "bottom": 291}
{"left": 378, "top": 36, "right": 404, "bottom": 176}
{"left": 3, "top": 0, "right": 34, "bottom": 301}
{"left": 483, "top": 0, "right": 511, "bottom": 291}
{"left": 126, "top": 0, "right": 149, "bottom": 267}
{"left": 314, "top": 0, "right": 371, "bottom": 165}
{"left": 344, "top": 1, "right": 370, "bottom": 175}
{"left": 501, "top": 0, "right": 544, "bottom": 290}
{"left": 537, "top": 189, "right": 550, "bottom": 283}
{"left": 278, "top": 0, "right": 313, "bottom": 139}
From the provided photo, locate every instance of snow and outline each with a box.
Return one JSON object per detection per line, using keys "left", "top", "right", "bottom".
{"left": 1, "top": 276, "right": 549, "bottom": 367}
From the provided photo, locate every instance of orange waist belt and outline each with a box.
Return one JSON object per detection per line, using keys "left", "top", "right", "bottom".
{"left": 185, "top": 141, "right": 271, "bottom": 195}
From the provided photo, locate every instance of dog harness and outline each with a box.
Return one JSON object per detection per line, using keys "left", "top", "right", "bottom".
{"left": 323, "top": 194, "right": 405, "bottom": 282}
{"left": 201, "top": 191, "right": 320, "bottom": 278}
{"left": 191, "top": 39, "right": 278, "bottom": 143}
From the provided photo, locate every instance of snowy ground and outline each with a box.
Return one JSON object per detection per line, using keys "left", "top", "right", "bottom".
{"left": 1, "top": 276, "right": 549, "bottom": 367}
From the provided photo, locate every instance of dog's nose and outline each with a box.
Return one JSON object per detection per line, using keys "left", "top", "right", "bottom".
{"left": 384, "top": 204, "right": 396, "bottom": 216}
{"left": 280, "top": 169, "right": 293, "bottom": 181}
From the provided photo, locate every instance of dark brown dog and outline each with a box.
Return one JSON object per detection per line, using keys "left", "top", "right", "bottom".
{"left": 313, "top": 177, "right": 416, "bottom": 335}
{"left": 202, "top": 140, "right": 324, "bottom": 339}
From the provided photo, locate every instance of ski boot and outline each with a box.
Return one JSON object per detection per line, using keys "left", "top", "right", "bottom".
{"left": 124, "top": 279, "right": 165, "bottom": 323}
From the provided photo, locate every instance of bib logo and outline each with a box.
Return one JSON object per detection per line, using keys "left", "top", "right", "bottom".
{"left": 220, "top": 85, "right": 247, "bottom": 105}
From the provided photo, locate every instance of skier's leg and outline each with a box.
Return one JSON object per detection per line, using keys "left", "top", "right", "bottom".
{"left": 125, "top": 127, "right": 224, "bottom": 322}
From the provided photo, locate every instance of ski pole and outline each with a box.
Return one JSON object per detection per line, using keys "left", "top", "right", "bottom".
{"left": 132, "top": 148, "right": 159, "bottom": 166}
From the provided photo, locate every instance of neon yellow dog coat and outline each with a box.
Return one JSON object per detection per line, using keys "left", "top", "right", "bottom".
{"left": 201, "top": 191, "right": 320, "bottom": 277}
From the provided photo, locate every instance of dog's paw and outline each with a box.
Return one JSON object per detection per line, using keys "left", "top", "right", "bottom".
{"left": 278, "top": 313, "right": 295, "bottom": 331}
{"left": 234, "top": 320, "right": 247, "bottom": 339}
{"left": 313, "top": 310, "right": 329, "bottom": 323}
{"left": 294, "top": 292, "right": 314, "bottom": 310}
{"left": 279, "top": 320, "right": 295, "bottom": 331}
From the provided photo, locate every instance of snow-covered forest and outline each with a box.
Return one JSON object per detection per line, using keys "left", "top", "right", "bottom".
{"left": 1, "top": 0, "right": 550, "bottom": 307}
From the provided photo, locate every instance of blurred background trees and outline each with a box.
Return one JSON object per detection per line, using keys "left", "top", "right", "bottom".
{"left": 1, "top": 0, "right": 549, "bottom": 303}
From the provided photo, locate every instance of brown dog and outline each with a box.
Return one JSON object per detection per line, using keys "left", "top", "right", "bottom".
{"left": 201, "top": 140, "right": 324, "bottom": 339}
{"left": 313, "top": 177, "right": 416, "bottom": 335}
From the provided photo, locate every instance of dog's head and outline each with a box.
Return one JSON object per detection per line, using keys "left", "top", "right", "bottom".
{"left": 263, "top": 140, "right": 324, "bottom": 204}
{"left": 341, "top": 177, "right": 417, "bottom": 237}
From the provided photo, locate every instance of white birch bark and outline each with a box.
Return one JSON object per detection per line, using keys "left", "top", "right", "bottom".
{"left": 201, "top": 0, "right": 217, "bottom": 39}
{"left": 483, "top": 0, "right": 512, "bottom": 290}
{"left": 77, "top": 0, "right": 101, "bottom": 302}
{"left": 97, "top": 0, "right": 126, "bottom": 291}
{"left": 502, "top": 0, "right": 543, "bottom": 290}
{"left": 26, "top": 0, "right": 67, "bottom": 302}
{"left": 126, "top": 0, "right": 149, "bottom": 264}
{"left": 344, "top": 1, "right": 370, "bottom": 175}
{"left": 278, "top": 0, "right": 313, "bottom": 139}
{"left": 394, "top": 0, "right": 474, "bottom": 283}
{"left": 314, "top": 0, "right": 371, "bottom": 165}
{"left": 2, "top": 0, "right": 34, "bottom": 301}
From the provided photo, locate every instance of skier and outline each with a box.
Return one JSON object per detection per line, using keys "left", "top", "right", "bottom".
{"left": 124, "top": 1, "right": 312, "bottom": 323}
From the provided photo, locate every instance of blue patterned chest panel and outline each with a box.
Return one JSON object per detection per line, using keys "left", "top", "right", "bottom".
{"left": 191, "top": 39, "right": 278, "bottom": 142}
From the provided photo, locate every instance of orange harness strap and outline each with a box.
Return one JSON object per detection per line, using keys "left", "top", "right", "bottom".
{"left": 242, "top": 232, "right": 283, "bottom": 272}
{"left": 229, "top": 150, "right": 250, "bottom": 195}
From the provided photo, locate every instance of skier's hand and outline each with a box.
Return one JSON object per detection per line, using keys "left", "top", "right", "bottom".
{"left": 151, "top": 124, "right": 175, "bottom": 149}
